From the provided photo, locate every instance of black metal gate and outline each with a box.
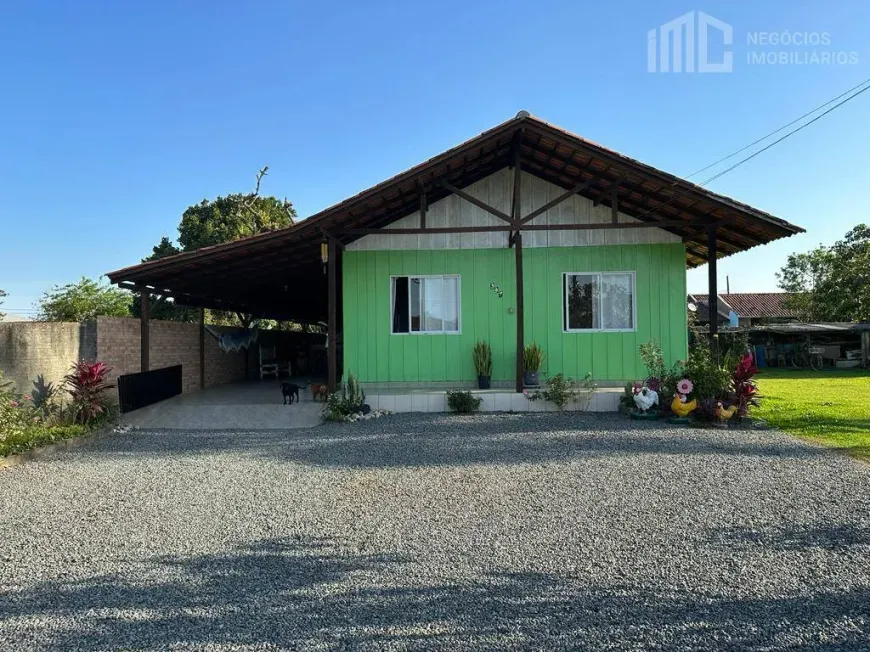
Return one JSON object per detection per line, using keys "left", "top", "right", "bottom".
{"left": 117, "top": 365, "right": 183, "bottom": 413}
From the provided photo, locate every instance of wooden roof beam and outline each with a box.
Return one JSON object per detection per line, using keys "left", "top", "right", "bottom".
{"left": 439, "top": 180, "right": 513, "bottom": 223}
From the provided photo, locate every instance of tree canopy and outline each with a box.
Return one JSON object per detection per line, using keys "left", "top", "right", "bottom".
{"left": 178, "top": 194, "right": 296, "bottom": 251}
{"left": 37, "top": 277, "right": 132, "bottom": 322}
{"left": 140, "top": 168, "right": 297, "bottom": 324}
{"left": 777, "top": 224, "right": 870, "bottom": 322}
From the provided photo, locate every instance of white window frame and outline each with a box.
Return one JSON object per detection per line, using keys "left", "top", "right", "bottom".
{"left": 390, "top": 274, "right": 462, "bottom": 335}
{"left": 562, "top": 271, "right": 637, "bottom": 333}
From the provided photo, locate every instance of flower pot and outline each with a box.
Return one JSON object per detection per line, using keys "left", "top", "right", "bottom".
{"left": 523, "top": 370, "right": 540, "bottom": 387}
{"left": 477, "top": 375, "right": 491, "bottom": 390}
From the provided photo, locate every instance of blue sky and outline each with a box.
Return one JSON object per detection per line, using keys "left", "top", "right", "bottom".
{"left": 1, "top": 0, "right": 868, "bottom": 316}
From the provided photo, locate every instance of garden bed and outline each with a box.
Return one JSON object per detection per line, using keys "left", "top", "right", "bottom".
{"left": 1, "top": 362, "right": 118, "bottom": 461}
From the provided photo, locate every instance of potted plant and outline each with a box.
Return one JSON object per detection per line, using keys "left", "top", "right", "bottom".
{"left": 472, "top": 341, "right": 493, "bottom": 389}
{"left": 523, "top": 342, "right": 544, "bottom": 387}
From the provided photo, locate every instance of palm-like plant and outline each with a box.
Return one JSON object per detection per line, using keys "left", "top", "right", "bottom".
{"left": 523, "top": 343, "right": 545, "bottom": 372}
{"left": 472, "top": 341, "right": 492, "bottom": 376}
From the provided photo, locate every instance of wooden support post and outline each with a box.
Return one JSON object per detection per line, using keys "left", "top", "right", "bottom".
{"left": 140, "top": 289, "right": 150, "bottom": 372}
{"left": 707, "top": 225, "right": 719, "bottom": 352}
{"left": 515, "top": 231, "right": 525, "bottom": 393}
{"left": 511, "top": 133, "right": 524, "bottom": 392}
{"left": 199, "top": 308, "right": 206, "bottom": 390}
{"left": 327, "top": 237, "right": 338, "bottom": 393}
{"left": 418, "top": 180, "right": 427, "bottom": 229}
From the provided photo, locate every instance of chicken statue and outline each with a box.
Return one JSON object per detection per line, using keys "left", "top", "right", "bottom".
{"left": 633, "top": 386, "right": 659, "bottom": 413}
{"left": 671, "top": 393, "right": 697, "bottom": 419}
{"left": 716, "top": 401, "right": 739, "bottom": 424}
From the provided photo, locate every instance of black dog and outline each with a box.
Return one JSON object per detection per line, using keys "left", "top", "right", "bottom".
{"left": 281, "top": 382, "right": 300, "bottom": 405}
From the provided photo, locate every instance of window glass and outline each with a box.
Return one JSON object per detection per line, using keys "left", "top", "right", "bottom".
{"left": 391, "top": 276, "right": 460, "bottom": 334}
{"left": 410, "top": 278, "right": 422, "bottom": 332}
{"left": 423, "top": 277, "right": 443, "bottom": 332}
{"left": 442, "top": 276, "right": 459, "bottom": 332}
{"left": 392, "top": 277, "right": 409, "bottom": 333}
{"left": 564, "top": 272, "right": 634, "bottom": 332}
{"left": 601, "top": 273, "right": 633, "bottom": 330}
{"left": 564, "top": 274, "right": 599, "bottom": 330}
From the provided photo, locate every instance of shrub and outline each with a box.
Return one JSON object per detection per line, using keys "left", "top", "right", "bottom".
{"left": 472, "top": 341, "right": 493, "bottom": 376}
{"left": 523, "top": 343, "right": 545, "bottom": 372}
{"left": 1, "top": 424, "right": 87, "bottom": 458}
{"left": 684, "top": 344, "right": 730, "bottom": 401}
{"left": 694, "top": 397, "right": 721, "bottom": 423}
{"left": 732, "top": 353, "right": 760, "bottom": 417}
{"left": 719, "top": 332, "right": 750, "bottom": 370}
{"left": 1, "top": 397, "right": 33, "bottom": 443}
{"left": 446, "top": 390, "right": 482, "bottom": 413}
{"left": 527, "top": 372, "right": 597, "bottom": 411}
{"left": 63, "top": 361, "right": 114, "bottom": 424}
{"left": 322, "top": 373, "right": 367, "bottom": 422}
{"left": 1, "top": 367, "right": 115, "bottom": 458}
{"left": 323, "top": 392, "right": 352, "bottom": 422}
{"left": 639, "top": 340, "right": 666, "bottom": 381}
{"left": 345, "top": 372, "right": 365, "bottom": 409}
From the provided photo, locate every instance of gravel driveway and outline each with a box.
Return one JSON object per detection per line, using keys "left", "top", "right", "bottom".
{"left": 1, "top": 413, "right": 869, "bottom": 651}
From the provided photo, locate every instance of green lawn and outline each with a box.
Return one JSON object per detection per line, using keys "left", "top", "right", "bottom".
{"left": 754, "top": 368, "right": 870, "bottom": 461}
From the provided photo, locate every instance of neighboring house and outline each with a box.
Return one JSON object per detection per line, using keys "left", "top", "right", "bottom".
{"left": 108, "top": 112, "right": 804, "bottom": 392}
{"left": 688, "top": 293, "right": 736, "bottom": 329}
{"left": 690, "top": 293, "right": 797, "bottom": 328}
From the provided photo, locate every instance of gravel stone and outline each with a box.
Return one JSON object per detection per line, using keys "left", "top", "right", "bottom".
{"left": 1, "top": 412, "right": 869, "bottom": 650}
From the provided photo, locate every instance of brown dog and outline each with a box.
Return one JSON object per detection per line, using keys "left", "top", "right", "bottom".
{"left": 310, "top": 383, "right": 328, "bottom": 402}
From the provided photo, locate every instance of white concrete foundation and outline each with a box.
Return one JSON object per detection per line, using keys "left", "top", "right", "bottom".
{"left": 366, "top": 388, "right": 622, "bottom": 414}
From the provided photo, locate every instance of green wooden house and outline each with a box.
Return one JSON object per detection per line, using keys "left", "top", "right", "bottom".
{"left": 109, "top": 112, "right": 803, "bottom": 399}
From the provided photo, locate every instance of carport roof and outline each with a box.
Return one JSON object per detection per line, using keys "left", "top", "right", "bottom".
{"left": 107, "top": 111, "right": 804, "bottom": 321}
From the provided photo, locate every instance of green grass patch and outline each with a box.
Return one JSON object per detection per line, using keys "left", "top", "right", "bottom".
{"left": 755, "top": 369, "right": 870, "bottom": 461}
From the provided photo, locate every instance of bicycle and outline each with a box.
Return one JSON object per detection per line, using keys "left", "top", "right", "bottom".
{"left": 791, "top": 343, "right": 824, "bottom": 370}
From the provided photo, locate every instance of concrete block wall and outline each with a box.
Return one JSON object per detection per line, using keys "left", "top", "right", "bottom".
{"left": 0, "top": 321, "right": 96, "bottom": 393}
{"left": 96, "top": 317, "right": 247, "bottom": 398}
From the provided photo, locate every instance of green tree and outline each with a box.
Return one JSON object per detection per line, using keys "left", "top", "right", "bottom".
{"left": 142, "top": 167, "right": 297, "bottom": 325}
{"left": 37, "top": 277, "right": 132, "bottom": 322}
{"left": 777, "top": 224, "right": 870, "bottom": 322}
{"left": 147, "top": 236, "right": 182, "bottom": 260}
{"left": 178, "top": 194, "right": 296, "bottom": 251}
{"left": 129, "top": 237, "right": 199, "bottom": 322}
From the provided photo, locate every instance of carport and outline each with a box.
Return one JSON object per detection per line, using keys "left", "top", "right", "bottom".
{"left": 107, "top": 112, "right": 804, "bottom": 398}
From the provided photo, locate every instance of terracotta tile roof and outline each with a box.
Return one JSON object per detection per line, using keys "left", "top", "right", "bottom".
{"left": 692, "top": 293, "right": 796, "bottom": 319}
{"left": 688, "top": 294, "right": 733, "bottom": 323}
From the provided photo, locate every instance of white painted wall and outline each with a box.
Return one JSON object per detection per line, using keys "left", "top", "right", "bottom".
{"left": 347, "top": 168, "right": 682, "bottom": 251}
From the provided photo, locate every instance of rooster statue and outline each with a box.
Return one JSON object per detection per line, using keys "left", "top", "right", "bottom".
{"left": 716, "top": 402, "right": 739, "bottom": 424}
{"left": 633, "top": 386, "right": 659, "bottom": 414}
{"left": 671, "top": 393, "right": 697, "bottom": 419}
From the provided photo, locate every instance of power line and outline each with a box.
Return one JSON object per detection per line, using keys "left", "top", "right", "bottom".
{"left": 698, "top": 81, "right": 870, "bottom": 186}
{"left": 684, "top": 75, "right": 870, "bottom": 180}
{"left": 631, "top": 77, "right": 870, "bottom": 224}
